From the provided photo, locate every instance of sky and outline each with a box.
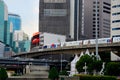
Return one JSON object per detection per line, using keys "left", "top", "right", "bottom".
{"left": 4, "top": 0, "right": 39, "bottom": 38}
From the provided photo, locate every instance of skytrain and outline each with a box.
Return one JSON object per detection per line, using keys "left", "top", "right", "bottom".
{"left": 41, "top": 37, "right": 120, "bottom": 49}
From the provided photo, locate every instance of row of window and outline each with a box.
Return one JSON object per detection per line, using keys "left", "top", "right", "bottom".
{"left": 112, "top": 35, "right": 120, "bottom": 37}
{"left": 103, "top": 2, "right": 111, "bottom": 6}
{"left": 93, "top": 35, "right": 99, "bottom": 38}
{"left": 44, "top": 9, "right": 67, "bottom": 16}
{"left": 112, "top": 12, "right": 120, "bottom": 15}
{"left": 112, "top": 27, "right": 120, "bottom": 30}
{"left": 93, "top": 28, "right": 99, "bottom": 30}
{"left": 103, "top": 10, "right": 110, "bottom": 14}
{"left": 103, "top": 6, "right": 111, "bottom": 10}
{"left": 93, "top": 2, "right": 100, "bottom": 4}
{"left": 112, "top": 20, "right": 120, "bottom": 23}
{"left": 44, "top": 0, "right": 66, "bottom": 3}
{"left": 112, "top": 4, "right": 120, "bottom": 8}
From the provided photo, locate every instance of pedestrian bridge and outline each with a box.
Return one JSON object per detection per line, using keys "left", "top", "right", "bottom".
{"left": 12, "top": 42, "right": 120, "bottom": 58}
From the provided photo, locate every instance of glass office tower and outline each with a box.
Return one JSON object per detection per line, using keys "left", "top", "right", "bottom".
{"left": 39, "top": 0, "right": 70, "bottom": 40}
{"left": 0, "top": 0, "right": 8, "bottom": 43}
{"left": 8, "top": 13, "right": 21, "bottom": 32}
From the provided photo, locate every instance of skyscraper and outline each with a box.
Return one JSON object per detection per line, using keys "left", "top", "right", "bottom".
{"left": 13, "top": 30, "right": 30, "bottom": 53}
{"left": 39, "top": 0, "right": 70, "bottom": 39}
{"left": 39, "top": 0, "right": 111, "bottom": 41}
{"left": 111, "top": 0, "right": 120, "bottom": 37}
{"left": 8, "top": 13, "right": 21, "bottom": 32}
{"left": 0, "top": 0, "right": 8, "bottom": 44}
{"left": 74, "top": 0, "right": 111, "bottom": 40}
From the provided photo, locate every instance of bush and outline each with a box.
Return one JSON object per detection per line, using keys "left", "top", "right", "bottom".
{"left": 0, "top": 67, "right": 8, "bottom": 80}
{"left": 104, "top": 62, "right": 120, "bottom": 76}
{"left": 59, "top": 70, "right": 68, "bottom": 76}
{"left": 48, "top": 67, "right": 59, "bottom": 80}
{"left": 75, "top": 74, "right": 117, "bottom": 80}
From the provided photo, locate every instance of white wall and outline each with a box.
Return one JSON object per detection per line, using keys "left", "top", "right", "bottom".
{"left": 40, "top": 32, "right": 66, "bottom": 45}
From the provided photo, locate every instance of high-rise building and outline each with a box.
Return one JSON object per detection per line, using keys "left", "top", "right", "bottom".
{"left": 111, "top": 0, "right": 120, "bottom": 37}
{"left": 73, "top": 0, "right": 111, "bottom": 40}
{"left": 13, "top": 30, "right": 30, "bottom": 53}
{"left": 0, "top": 41, "right": 5, "bottom": 57}
{"left": 0, "top": 0, "right": 8, "bottom": 44}
{"left": 7, "top": 21, "right": 13, "bottom": 47}
{"left": 39, "top": 0, "right": 111, "bottom": 41}
{"left": 39, "top": 0, "right": 70, "bottom": 39}
{"left": 8, "top": 13, "right": 21, "bottom": 32}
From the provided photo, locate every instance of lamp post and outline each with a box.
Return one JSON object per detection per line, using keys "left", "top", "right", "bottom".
{"left": 77, "top": 0, "right": 79, "bottom": 41}
{"left": 95, "top": 0, "right": 98, "bottom": 60}
{"left": 60, "top": 54, "right": 62, "bottom": 72}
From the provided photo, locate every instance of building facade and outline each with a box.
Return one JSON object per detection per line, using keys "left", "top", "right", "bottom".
{"left": 75, "top": 0, "right": 111, "bottom": 40}
{"left": 39, "top": 0, "right": 111, "bottom": 41}
{"left": 111, "top": 0, "right": 120, "bottom": 37}
{"left": 0, "top": 0, "right": 8, "bottom": 44}
{"left": 8, "top": 13, "right": 21, "bottom": 32}
{"left": 39, "top": 0, "right": 70, "bottom": 39}
{"left": 13, "top": 30, "right": 30, "bottom": 53}
{"left": 0, "top": 41, "right": 5, "bottom": 57}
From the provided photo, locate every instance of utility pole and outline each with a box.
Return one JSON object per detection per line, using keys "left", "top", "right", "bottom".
{"left": 77, "top": 0, "right": 79, "bottom": 41}
{"left": 95, "top": 0, "right": 98, "bottom": 60}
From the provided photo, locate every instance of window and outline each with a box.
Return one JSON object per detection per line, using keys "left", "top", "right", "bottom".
{"left": 93, "top": 14, "right": 99, "bottom": 16}
{"left": 112, "top": 12, "right": 120, "bottom": 16}
{"left": 44, "top": 0, "right": 66, "bottom": 3}
{"left": 103, "top": 10, "right": 110, "bottom": 14}
{"left": 112, "top": 20, "right": 120, "bottom": 23}
{"left": 112, "top": 27, "right": 120, "bottom": 30}
{"left": 103, "top": 2, "right": 111, "bottom": 6}
{"left": 103, "top": 6, "right": 111, "bottom": 10}
{"left": 44, "top": 9, "right": 67, "bottom": 16}
{"left": 112, "top": 4, "right": 120, "bottom": 8}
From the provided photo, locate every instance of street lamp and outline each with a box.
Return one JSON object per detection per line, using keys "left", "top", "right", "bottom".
{"left": 77, "top": 0, "right": 79, "bottom": 41}
{"left": 60, "top": 54, "right": 62, "bottom": 72}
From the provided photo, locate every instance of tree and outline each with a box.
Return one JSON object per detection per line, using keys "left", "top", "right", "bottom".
{"left": 59, "top": 70, "right": 68, "bottom": 76}
{"left": 76, "top": 54, "right": 103, "bottom": 74}
{"left": 76, "top": 54, "right": 93, "bottom": 73}
{"left": 0, "top": 67, "right": 8, "bottom": 80}
{"left": 48, "top": 67, "right": 59, "bottom": 80}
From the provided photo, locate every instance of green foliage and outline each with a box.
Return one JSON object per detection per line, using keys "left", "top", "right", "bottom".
{"left": 11, "top": 73, "right": 19, "bottom": 76}
{"left": 48, "top": 67, "right": 59, "bottom": 80}
{"left": 75, "top": 74, "right": 116, "bottom": 80}
{"left": 104, "top": 62, "right": 120, "bottom": 76}
{"left": 0, "top": 67, "right": 8, "bottom": 80}
{"left": 59, "top": 70, "right": 68, "bottom": 76}
{"left": 76, "top": 54, "right": 103, "bottom": 74}
{"left": 92, "top": 60, "right": 103, "bottom": 72}
{"left": 99, "top": 52, "right": 110, "bottom": 62}
{"left": 76, "top": 54, "right": 93, "bottom": 73}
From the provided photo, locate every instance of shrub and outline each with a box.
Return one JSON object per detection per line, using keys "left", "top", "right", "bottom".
{"left": 59, "top": 70, "right": 68, "bottom": 76}
{"left": 0, "top": 67, "right": 8, "bottom": 80}
{"left": 48, "top": 67, "right": 59, "bottom": 80}
{"left": 104, "top": 62, "right": 120, "bottom": 76}
{"left": 75, "top": 74, "right": 117, "bottom": 80}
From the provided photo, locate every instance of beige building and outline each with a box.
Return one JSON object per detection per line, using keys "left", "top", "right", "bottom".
{"left": 111, "top": 0, "right": 120, "bottom": 37}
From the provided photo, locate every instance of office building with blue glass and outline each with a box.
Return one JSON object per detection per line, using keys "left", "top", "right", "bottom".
{"left": 8, "top": 13, "right": 21, "bottom": 32}
{"left": 0, "top": 0, "right": 8, "bottom": 44}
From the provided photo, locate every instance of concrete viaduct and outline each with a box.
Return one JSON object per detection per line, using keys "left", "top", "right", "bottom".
{"left": 12, "top": 42, "right": 120, "bottom": 58}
